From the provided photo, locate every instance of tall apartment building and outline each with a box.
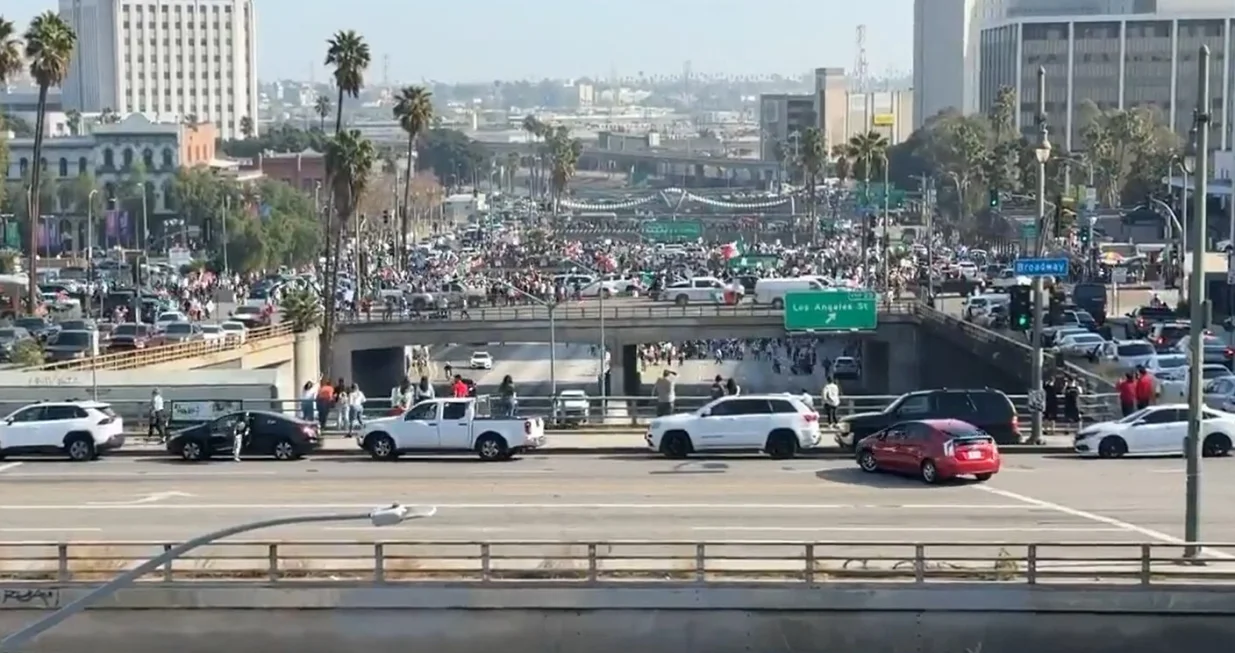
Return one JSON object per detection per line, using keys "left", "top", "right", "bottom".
{"left": 979, "top": 0, "right": 1234, "bottom": 152}
{"left": 758, "top": 93, "right": 816, "bottom": 161}
{"left": 58, "top": 0, "right": 258, "bottom": 141}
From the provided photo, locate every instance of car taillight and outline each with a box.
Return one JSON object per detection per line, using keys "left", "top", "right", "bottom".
{"left": 803, "top": 413, "right": 818, "bottom": 423}
{"left": 943, "top": 440, "right": 955, "bottom": 457}
{"left": 1011, "top": 415, "right": 1020, "bottom": 432}
{"left": 98, "top": 417, "right": 114, "bottom": 425}
{"left": 301, "top": 425, "right": 317, "bottom": 439}
{"left": 1226, "top": 348, "right": 1233, "bottom": 358}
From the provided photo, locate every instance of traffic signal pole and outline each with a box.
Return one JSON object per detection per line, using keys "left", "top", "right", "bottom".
{"left": 1029, "top": 68, "right": 1049, "bottom": 446}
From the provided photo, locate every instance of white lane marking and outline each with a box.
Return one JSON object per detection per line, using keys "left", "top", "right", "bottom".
{"left": 0, "top": 527, "right": 102, "bottom": 533}
{"left": 691, "top": 526, "right": 1124, "bottom": 533}
{"left": 0, "top": 502, "right": 1038, "bottom": 511}
{"left": 975, "top": 485, "right": 1235, "bottom": 560}
{"left": 0, "top": 462, "right": 23, "bottom": 474}
{"left": 88, "top": 491, "right": 195, "bottom": 506}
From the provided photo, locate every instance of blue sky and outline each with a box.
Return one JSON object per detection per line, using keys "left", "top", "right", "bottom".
{"left": 12, "top": 0, "right": 914, "bottom": 82}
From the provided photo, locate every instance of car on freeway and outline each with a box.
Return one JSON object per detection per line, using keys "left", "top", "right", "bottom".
{"left": 163, "top": 321, "right": 205, "bottom": 344}
{"left": 1175, "top": 333, "right": 1234, "bottom": 367}
{"left": 554, "top": 390, "right": 591, "bottom": 425}
{"left": 43, "top": 329, "right": 96, "bottom": 362}
{"left": 13, "top": 316, "right": 55, "bottom": 342}
{"left": 106, "top": 322, "right": 162, "bottom": 351}
{"left": 831, "top": 356, "right": 861, "bottom": 380}
{"left": 1100, "top": 339, "right": 1157, "bottom": 372}
{"left": 469, "top": 351, "right": 493, "bottom": 370}
{"left": 1040, "top": 325, "right": 1089, "bottom": 349}
{"left": 155, "top": 311, "right": 189, "bottom": 330}
{"left": 220, "top": 321, "right": 248, "bottom": 344}
{"left": 200, "top": 324, "right": 226, "bottom": 344}
{"left": 1073, "top": 404, "right": 1234, "bottom": 458}
{"left": 836, "top": 388, "right": 1021, "bottom": 449}
{"left": 358, "top": 398, "right": 546, "bottom": 461}
{"left": 167, "top": 410, "right": 320, "bottom": 462}
{"left": 230, "top": 304, "right": 270, "bottom": 328}
{"left": 644, "top": 394, "right": 821, "bottom": 459}
{"left": 0, "top": 400, "right": 125, "bottom": 461}
{"left": 855, "top": 418, "right": 1001, "bottom": 484}
{"left": 0, "top": 326, "right": 33, "bottom": 362}
{"left": 1146, "top": 353, "right": 1188, "bottom": 381}
{"left": 1148, "top": 320, "right": 1191, "bottom": 352}
{"left": 1053, "top": 332, "right": 1106, "bottom": 357}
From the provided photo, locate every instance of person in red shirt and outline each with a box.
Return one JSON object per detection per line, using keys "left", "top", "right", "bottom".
{"left": 1115, "top": 372, "right": 1137, "bottom": 416}
{"left": 1134, "top": 366, "right": 1155, "bottom": 411}
{"left": 451, "top": 375, "right": 469, "bottom": 398}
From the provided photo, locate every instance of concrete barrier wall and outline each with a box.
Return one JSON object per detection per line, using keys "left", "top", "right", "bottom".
{"left": 1, "top": 584, "right": 1232, "bottom": 653}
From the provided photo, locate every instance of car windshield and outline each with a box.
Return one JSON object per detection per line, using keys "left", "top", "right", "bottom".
{"left": 1071, "top": 335, "right": 1103, "bottom": 344}
{"left": 158, "top": 313, "right": 183, "bottom": 322}
{"left": 473, "top": 352, "right": 490, "bottom": 358}
{"left": 1118, "top": 343, "right": 1153, "bottom": 356}
{"left": 559, "top": 391, "right": 586, "bottom": 399}
{"left": 53, "top": 332, "right": 89, "bottom": 346}
{"left": 0, "top": 328, "right": 18, "bottom": 340}
{"left": 235, "top": 306, "right": 260, "bottom": 315}
{"left": 15, "top": 318, "right": 44, "bottom": 330}
{"left": 165, "top": 323, "right": 192, "bottom": 334}
{"left": 222, "top": 322, "right": 244, "bottom": 330}
{"left": 1117, "top": 408, "right": 1153, "bottom": 423}
{"left": 113, "top": 324, "right": 143, "bottom": 336}
{"left": 1154, "top": 356, "right": 1187, "bottom": 369}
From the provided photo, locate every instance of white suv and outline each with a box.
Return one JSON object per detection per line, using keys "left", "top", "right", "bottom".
{"left": 645, "top": 394, "right": 821, "bottom": 459}
{"left": 0, "top": 401, "right": 126, "bottom": 462}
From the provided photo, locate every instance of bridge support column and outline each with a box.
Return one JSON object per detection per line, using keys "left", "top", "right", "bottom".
{"left": 293, "top": 328, "right": 321, "bottom": 393}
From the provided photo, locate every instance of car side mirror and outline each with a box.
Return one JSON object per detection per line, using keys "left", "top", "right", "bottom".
{"left": 700, "top": 410, "right": 711, "bottom": 418}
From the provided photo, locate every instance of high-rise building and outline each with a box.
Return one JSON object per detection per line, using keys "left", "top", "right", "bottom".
{"left": 978, "top": 0, "right": 1235, "bottom": 151}
{"left": 913, "top": 0, "right": 984, "bottom": 128}
{"left": 58, "top": 0, "right": 258, "bottom": 141}
{"left": 758, "top": 93, "right": 815, "bottom": 162}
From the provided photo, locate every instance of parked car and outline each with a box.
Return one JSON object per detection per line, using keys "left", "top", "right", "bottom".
{"left": 167, "top": 410, "right": 320, "bottom": 461}
{"left": 0, "top": 400, "right": 125, "bottom": 461}
{"left": 1073, "top": 404, "right": 1234, "bottom": 458}
{"left": 645, "top": 394, "right": 821, "bottom": 459}
{"left": 855, "top": 418, "right": 1001, "bottom": 484}
{"left": 837, "top": 388, "right": 1021, "bottom": 448}
{"left": 359, "top": 398, "right": 546, "bottom": 461}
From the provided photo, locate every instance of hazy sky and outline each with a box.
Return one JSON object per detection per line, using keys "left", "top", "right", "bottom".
{"left": 12, "top": 0, "right": 914, "bottom": 82}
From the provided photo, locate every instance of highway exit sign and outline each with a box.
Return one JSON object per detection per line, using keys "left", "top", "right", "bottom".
{"left": 783, "top": 290, "right": 878, "bottom": 331}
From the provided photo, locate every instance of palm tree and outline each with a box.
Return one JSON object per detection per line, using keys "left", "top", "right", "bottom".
{"left": 521, "top": 114, "right": 541, "bottom": 196}
{"left": 239, "top": 115, "right": 254, "bottom": 139}
{"left": 24, "top": 11, "right": 76, "bottom": 311}
{"left": 321, "top": 129, "right": 375, "bottom": 371}
{"left": 0, "top": 17, "right": 22, "bottom": 85}
{"left": 504, "top": 152, "right": 520, "bottom": 192}
{"left": 546, "top": 125, "right": 581, "bottom": 224}
{"left": 797, "top": 127, "right": 826, "bottom": 236}
{"left": 830, "top": 144, "right": 851, "bottom": 182}
{"left": 313, "top": 95, "right": 331, "bottom": 132}
{"left": 324, "top": 30, "right": 370, "bottom": 135}
{"left": 846, "top": 130, "right": 890, "bottom": 201}
{"left": 280, "top": 287, "right": 323, "bottom": 332}
{"left": 391, "top": 85, "right": 433, "bottom": 263}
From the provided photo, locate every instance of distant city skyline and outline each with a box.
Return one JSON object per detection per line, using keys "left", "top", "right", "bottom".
{"left": 7, "top": 0, "right": 915, "bottom": 83}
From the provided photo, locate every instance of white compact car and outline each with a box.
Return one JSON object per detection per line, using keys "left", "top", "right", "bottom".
{"left": 645, "top": 394, "right": 821, "bottom": 459}
{"left": 0, "top": 400, "right": 126, "bottom": 461}
{"left": 1073, "top": 403, "right": 1235, "bottom": 458}
{"left": 469, "top": 351, "right": 494, "bottom": 370}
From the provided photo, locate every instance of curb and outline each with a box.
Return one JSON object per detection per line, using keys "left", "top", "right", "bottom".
{"left": 103, "top": 445, "right": 1076, "bottom": 459}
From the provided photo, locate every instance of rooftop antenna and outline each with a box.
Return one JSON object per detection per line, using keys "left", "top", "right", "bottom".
{"left": 854, "top": 24, "right": 869, "bottom": 93}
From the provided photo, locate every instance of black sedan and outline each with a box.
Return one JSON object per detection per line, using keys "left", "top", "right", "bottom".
{"left": 166, "top": 411, "right": 321, "bottom": 462}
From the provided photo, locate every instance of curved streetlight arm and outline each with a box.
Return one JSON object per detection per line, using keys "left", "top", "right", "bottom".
{"left": 0, "top": 510, "right": 399, "bottom": 652}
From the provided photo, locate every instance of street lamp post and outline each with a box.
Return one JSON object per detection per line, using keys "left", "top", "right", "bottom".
{"left": 0, "top": 504, "right": 435, "bottom": 651}
{"left": 1029, "top": 66, "right": 1052, "bottom": 446}
{"left": 562, "top": 258, "right": 609, "bottom": 406}
{"left": 1184, "top": 45, "right": 1211, "bottom": 559}
{"left": 1177, "top": 129, "right": 1198, "bottom": 299}
{"left": 880, "top": 152, "right": 890, "bottom": 290}
{"left": 87, "top": 188, "right": 99, "bottom": 401}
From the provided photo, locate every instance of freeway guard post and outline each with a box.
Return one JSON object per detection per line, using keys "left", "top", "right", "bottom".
{"left": 782, "top": 290, "right": 878, "bottom": 332}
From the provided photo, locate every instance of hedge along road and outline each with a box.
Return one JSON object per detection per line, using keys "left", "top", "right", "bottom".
{"left": 0, "top": 454, "right": 1232, "bottom": 565}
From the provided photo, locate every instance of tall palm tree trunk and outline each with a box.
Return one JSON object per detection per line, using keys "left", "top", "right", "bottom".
{"left": 320, "top": 90, "right": 347, "bottom": 373}
{"left": 401, "top": 134, "right": 414, "bottom": 263}
{"left": 27, "top": 84, "right": 51, "bottom": 312}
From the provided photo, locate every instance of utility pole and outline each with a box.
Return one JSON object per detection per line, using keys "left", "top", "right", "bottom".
{"left": 1184, "top": 45, "right": 1211, "bottom": 559}
{"left": 1029, "top": 67, "right": 1051, "bottom": 445}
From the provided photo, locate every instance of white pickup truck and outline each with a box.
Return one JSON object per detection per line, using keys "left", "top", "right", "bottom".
{"left": 357, "top": 398, "right": 546, "bottom": 461}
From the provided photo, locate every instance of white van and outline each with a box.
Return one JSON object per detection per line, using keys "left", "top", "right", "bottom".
{"left": 753, "top": 277, "right": 829, "bottom": 308}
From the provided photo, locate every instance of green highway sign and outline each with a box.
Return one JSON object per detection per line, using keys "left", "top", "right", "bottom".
{"left": 783, "top": 290, "right": 878, "bottom": 331}
{"left": 640, "top": 220, "right": 703, "bottom": 243}
{"left": 727, "top": 254, "right": 781, "bottom": 270}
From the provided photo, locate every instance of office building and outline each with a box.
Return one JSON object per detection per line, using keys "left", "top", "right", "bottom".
{"left": 58, "top": 0, "right": 258, "bottom": 141}
{"left": 758, "top": 93, "right": 816, "bottom": 161}
{"left": 979, "top": 1, "right": 1234, "bottom": 152}
{"left": 913, "top": 0, "right": 983, "bottom": 127}
{"left": 844, "top": 90, "right": 916, "bottom": 146}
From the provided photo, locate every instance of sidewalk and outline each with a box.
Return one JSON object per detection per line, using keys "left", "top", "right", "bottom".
{"left": 111, "top": 433, "right": 1076, "bottom": 457}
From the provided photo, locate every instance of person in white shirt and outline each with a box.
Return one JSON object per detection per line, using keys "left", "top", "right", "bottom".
{"left": 348, "top": 384, "right": 367, "bottom": 435}
{"left": 299, "top": 381, "right": 317, "bottom": 421}
{"left": 149, "top": 389, "right": 167, "bottom": 442}
{"left": 821, "top": 377, "right": 841, "bottom": 426}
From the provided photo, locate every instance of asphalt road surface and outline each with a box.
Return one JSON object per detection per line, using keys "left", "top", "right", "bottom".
{"left": 1, "top": 455, "right": 1232, "bottom": 561}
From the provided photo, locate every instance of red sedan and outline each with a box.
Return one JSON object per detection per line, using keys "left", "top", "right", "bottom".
{"left": 855, "top": 418, "right": 1000, "bottom": 484}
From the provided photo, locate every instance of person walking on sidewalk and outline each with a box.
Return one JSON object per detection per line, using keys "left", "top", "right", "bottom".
{"left": 821, "top": 377, "right": 840, "bottom": 427}
{"left": 148, "top": 389, "right": 167, "bottom": 443}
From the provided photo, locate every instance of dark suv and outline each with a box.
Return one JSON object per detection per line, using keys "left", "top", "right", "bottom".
{"left": 836, "top": 388, "right": 1022, "bottom": 448}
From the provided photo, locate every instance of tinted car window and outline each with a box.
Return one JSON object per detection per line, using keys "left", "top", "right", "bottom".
{"left": 404, "top": 403, "right": 436, "bottom": 420}
{"left": 53, "top": 332, "right": 90, "bottom": 346}
{"left": 894, "top": 394, "right": 931, "bottom": 416}
{"left": 1118, "top": 343, "right": 1154, "bottom": 356}
{"left": 934, "top": 393, "right": 975, "bottom": 416}
{"left": 970, "top": 391, "right": 1015, "bottom": 419}
{"left": 1142, "top": 408, "right": 1185, "bottom": 424}
{"left": 767, "top": 399, "right": 798, "bottom": 413}
{"left": 441, "top": 402, "right": 468, "bottom": 420}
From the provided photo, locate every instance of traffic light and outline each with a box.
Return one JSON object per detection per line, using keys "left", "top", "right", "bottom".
{"left": 1009, "top": 285, "right": 1032, "bottom": 331}
{"left": 988, "top": 189, "right": 1000, "bottom": 208}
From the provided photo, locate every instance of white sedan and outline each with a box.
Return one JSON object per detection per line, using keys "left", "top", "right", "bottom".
{"left": 155, "top": 311, "right": 189, "bottom": 330}
{"left": 1054, "top": 333, "right": 1106, "bottom": 357}
{"left": 469, "top": 351, "right": 493, "bottom": 370}
{"left": 220, "top": 321, "right": 248, "bottom": 344}
{"left": 1073, "top": 404, "right": 1235, "bottom": 458}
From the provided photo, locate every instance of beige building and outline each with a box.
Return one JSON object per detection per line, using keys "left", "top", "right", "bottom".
{"left": 843, "top": 90, "right": 916, "bottom": 145}
{"left": 978, "top": 1, "right": 1234, "bottom": 152}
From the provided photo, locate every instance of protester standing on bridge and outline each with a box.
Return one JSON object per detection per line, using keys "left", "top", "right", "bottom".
{"left": 821, "top": 377, "right": 841, "bottom": 426}
{"left": 347, "top": 384, "right": 367, "bottom": 435}
{"left": 709, "top": 376, "right": 725, "bottom": 400}
{"left": 148, "top": 389, "right": 167, "bottom": 443}
{"left": 414, "top": 375, "right": 435, "bottom": 404}
{"left": 1135, "top": 366, "right": 1155, "bottom": 411}
{"left": 299, "top": 381, "right": 317, "bottom": 421}
{"left": 497, "top": 375, "right": 518, "bottom": 417}
{"left": 315, "top": 379, "right": 334, "bottom": 430}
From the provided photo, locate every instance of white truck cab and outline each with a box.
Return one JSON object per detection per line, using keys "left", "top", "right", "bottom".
{"left": 358, "top": 397, "right": 546, "bottom": 461}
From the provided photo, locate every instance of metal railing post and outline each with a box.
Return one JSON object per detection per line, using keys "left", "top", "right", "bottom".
{"left": 480, "top": 543, "right": 491, "bottom": 581}
{"left": 587, "top": 543, "right": 598, "bottom": 581}
{"left": 373, "top": 543, "right": 385, "bottom": 583}
{"left": 694, "top": 543, "right": 706, "bottom": 582}
{"left": 1140, "top": 544, "right": 1152, "bottom": 585}
{"left": 161, "top": 543, "right": 173, "bottom": 582}
{"left": 804, "top": 544, "right": 815, "bottom": 584}
{"left": 1026, "top": 544, "right": 1037, "bottom": 585}
{"left": 267, "top": 544, "right": 279, "bottom": 581}
{"left": 913, "top": 544, "right": 925, "bottom": 583}
{"left": 57, "top": 544, "right": 69, "bottom": 582}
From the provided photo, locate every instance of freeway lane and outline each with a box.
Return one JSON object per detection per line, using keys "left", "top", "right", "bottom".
{"left": 1, "top": 455, "right": 1234, "bottom": 557}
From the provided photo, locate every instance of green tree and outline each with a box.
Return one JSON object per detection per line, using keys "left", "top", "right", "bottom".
{"left": 797, "top": 127, "right": 826, "bottom": 227}
{"left": 846, "top": 130, "right": 891, "bottom": 201}
{"left": 322, "top": 129, "right": 376, "bottom": 371}
{"left": 545, "top": 124, "right": 581, "bottom": 221}
{"left": 504, "top": 152, "right": 520, "bottom": 192}
{"left": 314, "top": 95, "right": 331, "bottom": 132}
{"left": 280, "top": 287, "right": 323, "bottom": 332}
{"left": 9, "top": 338, "right": 43, "bottom": 367}
{"left": 23, "top": 10, "right": 76, "bottom": 310}
{"left": 324, "top": 30, "right": 370, "bottom": 135}
{"left": 239, "top": 115, "right": 254, "bottom": 139}
{"left": 0, "top": 17, "right": 20, "bottom": 213}
{"left": 392, "top": 85, "right": 433, "bottom": 263}
{"left": 829, "top": 143, "right": 851, "bottom": 183}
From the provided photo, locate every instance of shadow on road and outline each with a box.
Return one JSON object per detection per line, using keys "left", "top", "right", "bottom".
{"left": 814, "top": 466, "right": 974, "bottom": 488}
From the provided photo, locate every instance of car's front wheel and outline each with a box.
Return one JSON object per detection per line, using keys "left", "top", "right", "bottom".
{"left": 857, "top": 450, "right": 878, "bottom": 473}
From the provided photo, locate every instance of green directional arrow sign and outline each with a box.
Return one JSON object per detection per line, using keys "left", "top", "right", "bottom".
{"left": 640, "top": 220, "right": 703, "bottom": 243}
{"left": 783, "top": 290, "right": 878, "bottom": 331}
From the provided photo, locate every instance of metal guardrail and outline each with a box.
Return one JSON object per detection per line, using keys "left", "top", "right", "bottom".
{"left": 338, "top": 299, "right": 919, "bottom": 324}
{"left": 27, "top": 323, "right": 296, "bottom": 372}
{"left": 2, "top": 540, "right": 1233, "bottom": 584}
{"left": 87, "top": 393, "right": 1119, "bottom": 429}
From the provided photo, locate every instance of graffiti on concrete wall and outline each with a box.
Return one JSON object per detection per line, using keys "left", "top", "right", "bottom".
{"left": 1, "top": 588, "right": 61, "bottom": 609}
